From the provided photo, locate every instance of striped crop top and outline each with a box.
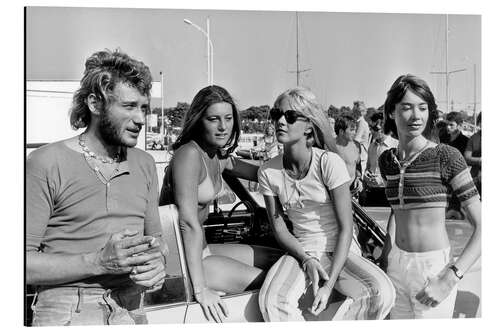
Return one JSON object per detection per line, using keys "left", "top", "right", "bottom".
{"left": 378, "top": 144, "right": 479, "bottom": 210}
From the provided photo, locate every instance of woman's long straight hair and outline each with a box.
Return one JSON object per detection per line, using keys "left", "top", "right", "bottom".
{"left": 273, "top": 87, "right": 338, "bottom": 153}
{"left": 173, "top": 85, "right": 241, "bottom": 156}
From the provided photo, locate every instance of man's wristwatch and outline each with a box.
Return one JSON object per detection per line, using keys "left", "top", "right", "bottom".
{"left": 449, "top": 264, "right": 464, "bottom": 280}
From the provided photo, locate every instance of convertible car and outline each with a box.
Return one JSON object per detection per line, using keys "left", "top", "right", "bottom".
{"left": 24, "top": 169, "right": 481, "bottom": 325}
{"left": 144, "top": 171, "right": 394, "bottom": 323}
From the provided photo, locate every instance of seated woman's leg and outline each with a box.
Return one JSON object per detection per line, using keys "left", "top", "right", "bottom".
{"left": 202, "top": 244, "right": 284, "bottom": 293}
{"left": 208, "top": 243, "right": 284, "bottom": 269}
{"left": 334, "top": 252, "right": 396, "bottom": 320}
{"left": 202, "top": 255, "right": 265, "bottom": 294}
{"left": 258, "top": 254, "right": 308, "bottom": 322}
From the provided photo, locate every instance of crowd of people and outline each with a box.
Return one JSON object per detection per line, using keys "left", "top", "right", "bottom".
{"left": 26, "top": 49, "right": 481, "bottom": 325}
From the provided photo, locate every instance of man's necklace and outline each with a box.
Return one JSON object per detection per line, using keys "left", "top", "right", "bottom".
{"left": 78, "top": 134, "right": 120, "bottom": 164}
{"left": 78, "top": 134, "right": 121, "bottom": 184}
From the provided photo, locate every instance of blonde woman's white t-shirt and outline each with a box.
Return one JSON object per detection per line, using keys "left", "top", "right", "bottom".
{"left": 258, "top": 147, "right": 350, "bottom": 252}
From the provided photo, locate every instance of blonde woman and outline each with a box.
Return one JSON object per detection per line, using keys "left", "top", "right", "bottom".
{"left": 258, "top": 87, "right": 395, "bottom": 321}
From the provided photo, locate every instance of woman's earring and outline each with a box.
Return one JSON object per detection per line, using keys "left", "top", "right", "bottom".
{"left": 304, "top": 126, "right": 313, "bottom": 136}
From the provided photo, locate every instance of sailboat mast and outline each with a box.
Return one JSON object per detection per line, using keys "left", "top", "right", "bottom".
{"left": 296, "top": 11, "right": 299, "bottom": 86}
{"left": 289, "top": 12, "right": 309, "bottom": 86}
{"left": 431, "top": 15, "right": 466, "bottom": 115}
{"left": 473, "top": 63, "right": 477, "bottom": 127}
{"left": 445, "top": 14, "right": 449, "bottom": 113}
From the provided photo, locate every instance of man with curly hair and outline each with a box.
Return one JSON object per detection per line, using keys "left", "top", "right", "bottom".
{"left": 26, "top": 49, "right": 167, "bottom": 326}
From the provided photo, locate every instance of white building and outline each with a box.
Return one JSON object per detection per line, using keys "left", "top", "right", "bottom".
{"left": 26, "top": 80, "right": 161, "bottom": 155}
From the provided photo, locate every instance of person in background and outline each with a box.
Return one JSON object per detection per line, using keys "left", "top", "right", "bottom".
{"left": 26, "top": 49, "right": 167, "bottom": 326}
{"left": 464, "top": 112, "right": 481, "bottom": 196}
{"left": 334, "top": 113, "right": 363, "bottom": 196}
{"left": 258, "top": 87, "right": 395, "bottom": 322}
{"left": 353, "top": 101, "right": 370, "bottom": 175}
{"left": 429, "top": 110, "right": 446, "bottom": 143}
{"left": 378, "top": 74, "right": 481, "bottom": 319}
{"left": 444, "top": 111, "right": 470, "bottom": 219}
{"left": 383, "top": 107, "right": 398, "bottom": 139}
{"left": 328, "top": 117, "right": 336, "bottom": 138}
{"left": 361, "top": 112, "right": 398, "bottom": 206}
{"left": 159, "top": 85, "right": 282, "bottom": 323}
{"left": 436, "top": 109, "right": 445, "bottom": 123}
{"left": 235, "top": 125, "right": 280, "bottom": 161}
{"left": 445, "top": 111, "right": 469, "bottom": 155}
{"left": 435, "top": 119, "right": 450, "bottom": 144}
{"left": 262, "top": 123, "right": 280, "bottom": 160}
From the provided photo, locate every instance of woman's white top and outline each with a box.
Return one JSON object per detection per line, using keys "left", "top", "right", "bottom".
{"left": 258, "top": 147, "right": 350, "bottom": 252}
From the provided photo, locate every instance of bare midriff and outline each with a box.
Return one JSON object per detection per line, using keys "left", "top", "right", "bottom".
{"left": 394, "top": 207, "right": 450, "bottom": 252}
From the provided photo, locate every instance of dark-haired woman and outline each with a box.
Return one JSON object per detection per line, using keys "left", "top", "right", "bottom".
{"left": 378, "top": 74, "right": 481, "bottom": 319}
{"left": 160, "top": 85, "right": 282, "bottom": 323}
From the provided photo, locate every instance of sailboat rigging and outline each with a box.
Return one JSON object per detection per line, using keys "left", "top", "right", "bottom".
{"left": 288, "top": 12, "right": 310, "bottom": 86}
{"left": 430, "top": 14, "right": 466, "bottom": 114}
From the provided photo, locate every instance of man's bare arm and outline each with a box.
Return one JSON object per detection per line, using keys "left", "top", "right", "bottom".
{"left": 27, "top": 229, "right": 162, "bottom": 285}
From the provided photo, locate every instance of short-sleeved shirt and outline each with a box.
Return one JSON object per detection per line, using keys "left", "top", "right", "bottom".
{"left": 354, "top": 117, "right": 370, "bottom": 156}
{"left": 26, "top": 141, "right": 162, "bottom": 288}
{"left": 448, "top": 132, "right": 469, "bottom": 156}
{"left": 366, "top": 135, "right": 399, "bottom": 187}
{"left": 258, "top": 147, "right": 350, "bottom": 252}
{"left": 378, "top": 144, "right": 479, "bottom": 211}
{"left": 465, "top": 131, "right": 481, "bottom": 178}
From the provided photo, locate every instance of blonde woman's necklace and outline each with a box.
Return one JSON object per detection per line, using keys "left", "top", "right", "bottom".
{"left": 283, "top": 150, "right": 312, "bottom": 180}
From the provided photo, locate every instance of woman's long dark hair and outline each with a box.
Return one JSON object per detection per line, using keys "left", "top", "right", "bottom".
{"left": 173, "top": 85, "right": 241, "bottom": 156}
{"left": 383, "top": 74, "right": 438, "bottom": 139}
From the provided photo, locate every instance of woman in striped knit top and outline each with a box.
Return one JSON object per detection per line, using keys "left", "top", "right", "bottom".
{"left": 378, "top": 74, "right": 481, "bottom": 319}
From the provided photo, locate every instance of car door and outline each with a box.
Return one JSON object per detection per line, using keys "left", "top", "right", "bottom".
{"left": 183, "top": 290, "right": 263, "bottom": 323}
{"left": 148, "top": 205, "right": 265, "bottom": 323}
{"left": 144, "top": 205, "right": 189, "bottom": 324}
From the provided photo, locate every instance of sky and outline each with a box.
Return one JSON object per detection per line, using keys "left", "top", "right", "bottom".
{"left": 26, "top": 6, "right": 481, "bottom": 113}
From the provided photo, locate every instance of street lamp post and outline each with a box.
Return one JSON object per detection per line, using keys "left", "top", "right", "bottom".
{"left": 160, "top": 71, "right": 165, "bottom": 137}
{"left": 184, "top": 17, "right": 214, "bottom": 85}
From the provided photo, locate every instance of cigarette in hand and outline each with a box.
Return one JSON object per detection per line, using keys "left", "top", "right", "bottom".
{"left": 148, "top": 237, "right": 159, "bottom": 248}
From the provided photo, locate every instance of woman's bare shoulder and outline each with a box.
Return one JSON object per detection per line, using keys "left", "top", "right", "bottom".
{"left": 171, "top": 141, "right": 203, "bottom": 173}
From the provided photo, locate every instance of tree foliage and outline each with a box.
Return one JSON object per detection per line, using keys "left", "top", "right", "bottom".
{"left": 240, "top": 105, "right": 271, "bottom": 122}
{"left": 239, "top": 105, "right": 272, "bottom": 133}
{"left": 151, "top": 102, "right": 190, "bottom": 128}
{"left": 150, "top": 101, "right": 480, "bottom": 133}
